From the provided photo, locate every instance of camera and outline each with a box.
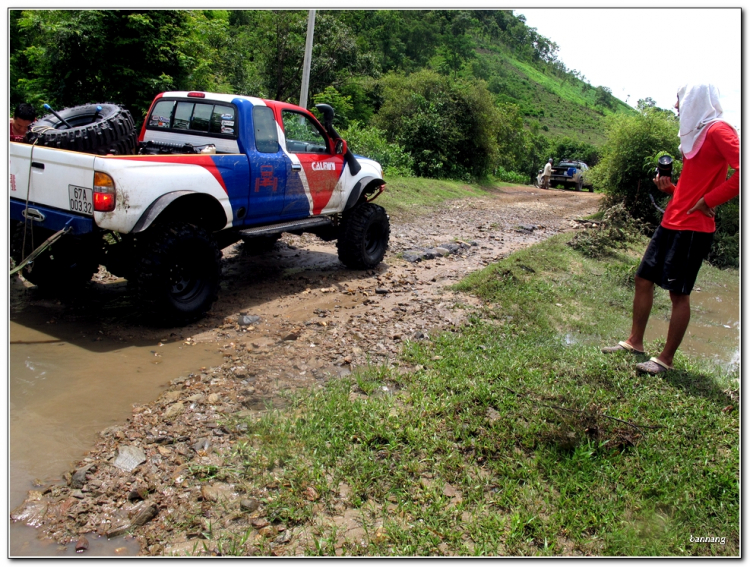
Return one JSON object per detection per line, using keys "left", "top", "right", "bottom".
{"left": 655, "top": 155, "right": 673, "bottom": 178}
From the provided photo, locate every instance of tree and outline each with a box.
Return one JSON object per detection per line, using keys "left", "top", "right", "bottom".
{"left": 312, "top": 86, "right": 353, "bottom": 128}
{"left": 10, "top": 10, "right": 226, "bottom": 122}
{"left": 636, "top": 97, "right": 657, "bottom": 111}
{"left": 595, "top": 85, "right": 614, "bottom": 109}
{"left": 588, "top": 107, "right": 679, "bottom": 224}
{"left": 373, "top": 70, "right": 502, "bottom": 179}
{"left": 438, "top": 12, "right": 475, "bottom": 79}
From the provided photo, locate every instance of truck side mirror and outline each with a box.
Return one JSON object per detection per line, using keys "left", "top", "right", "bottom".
{"left": 335, "top": 139, "right": 347, "bottom": 155}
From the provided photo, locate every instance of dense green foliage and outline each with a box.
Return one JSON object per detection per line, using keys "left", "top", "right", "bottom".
{"left": 708, "top": 196, "right": 739, "bottom": 269}
{"left": 588, "top": 107, "right": 680, "bottom": 225}
{"left": 373, "top": 70, "right": 502, "bottom": 179}
{"left": 10, "top": 8, "right": 636, "bottom": 182}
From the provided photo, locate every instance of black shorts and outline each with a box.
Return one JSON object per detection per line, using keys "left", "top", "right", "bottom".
{"left": 636, "top": 226, "right": 713, "bottom": 295}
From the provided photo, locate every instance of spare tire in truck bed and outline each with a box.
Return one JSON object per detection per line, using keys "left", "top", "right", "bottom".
{"left": 26, "top": 103, "right": 137, "bottom": 155}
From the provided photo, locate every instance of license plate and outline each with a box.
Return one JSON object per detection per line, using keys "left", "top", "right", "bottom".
{"left": 68, "top": 185, "right": 94, "bottom": 216}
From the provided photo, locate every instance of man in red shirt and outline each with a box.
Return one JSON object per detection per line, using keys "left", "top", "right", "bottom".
{"left": 10, "top": 103, "right": 36, "bottom": 142}
{"left": 602, "top": 83, "right": 740, "bottom": 374}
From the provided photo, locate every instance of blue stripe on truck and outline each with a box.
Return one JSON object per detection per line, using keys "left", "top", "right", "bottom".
{"left": 10, "top": 198, "right": 95, "bottom": 235}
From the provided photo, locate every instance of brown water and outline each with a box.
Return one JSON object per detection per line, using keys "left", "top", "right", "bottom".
{"left": 648, "top": 276, "right": 740, "bottom": 372}
{"left": 9, "top": 308, "right": 223, "bottom": 557}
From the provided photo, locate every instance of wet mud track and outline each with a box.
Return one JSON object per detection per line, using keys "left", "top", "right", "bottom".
{"left": 10, "top": 185, "right": 602, "bottom": 555}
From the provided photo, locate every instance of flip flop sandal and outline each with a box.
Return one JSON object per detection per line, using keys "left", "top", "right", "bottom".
{"left": 601, "top": 341, "right": 646, "bottom": 355}
{"left": 635, "top": 357, "right": 674, "bottom": 375}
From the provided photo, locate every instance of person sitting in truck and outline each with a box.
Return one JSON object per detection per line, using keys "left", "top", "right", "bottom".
{"left": 10, "top": 103, "right": 36, "bottom": 142}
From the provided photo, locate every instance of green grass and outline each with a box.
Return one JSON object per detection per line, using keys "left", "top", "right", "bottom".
{"left": 376, "top": 176, "right": 498, "bottom": 219}
{"left": 212, "top": 233, "right": 738, "bottom": 556}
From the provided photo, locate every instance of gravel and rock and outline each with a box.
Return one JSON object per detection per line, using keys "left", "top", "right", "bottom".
{"left": 10, "top": 185, "right": 601, "bottom": 555}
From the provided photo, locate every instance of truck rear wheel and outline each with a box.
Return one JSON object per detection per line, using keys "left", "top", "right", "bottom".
{"left": 136, "top": 222, "right": 221, "bottom": 323}
{"left": 10, "top": 221, "right": 102, "bottom": 292}
{"left": 26, "top": 103, "right": 137, "bottom": 155}
{"left": 337, "top": 203, "right": 390, "bottom": 269}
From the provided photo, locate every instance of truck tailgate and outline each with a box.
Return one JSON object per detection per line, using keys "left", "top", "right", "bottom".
{"left": 10, "top": 144, "right": 97, "bottom": 211}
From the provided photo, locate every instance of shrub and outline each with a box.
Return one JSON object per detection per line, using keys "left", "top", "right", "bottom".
{"left": 548, "top": 136, "right": 600, "bottom": 166}
{"left": 587, "top": 107, "right": 679, "bottom": 225}
{"left": 493, "top": 166, "right": 527, "bottom": 185}
{"left": 568, "top": 203, "right": 640, "bottom": 258}
{"left": 707, "top": 195, "right": 739, "bottom": 269}
{"left": 341, "top": 121, "right": 414, "bottom": 177}
{"left": 373, "top": 70, "right": 501, "bottom": 180}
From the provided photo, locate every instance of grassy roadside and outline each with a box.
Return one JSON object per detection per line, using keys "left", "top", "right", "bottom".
{"left": 204, "top": 232, "right": 739, "bottom": 557}
{"left": 376, "top": 176, "right": 509, "bottom": 219}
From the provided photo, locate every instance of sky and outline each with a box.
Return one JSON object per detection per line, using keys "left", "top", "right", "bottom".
{"left": 515, "top": 7, "right": 742, "bottom": 129}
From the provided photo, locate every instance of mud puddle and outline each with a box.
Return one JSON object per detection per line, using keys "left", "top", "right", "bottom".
{"left": 9, "top": 306, "right": 224, "bottom": 556}
{"left": 648, "top": 276, "right": 740, "bottom": 371}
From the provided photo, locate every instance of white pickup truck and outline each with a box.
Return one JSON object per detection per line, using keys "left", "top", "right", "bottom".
{"left": 10, "top": 91, "right": 389, "bottom": 322}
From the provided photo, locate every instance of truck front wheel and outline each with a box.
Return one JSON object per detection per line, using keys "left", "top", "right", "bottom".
{"left": 136, "top": 222, "right": 221, "bottom": 323}
{"left": 337, "top": 203, "right": 390, "bottom": 269}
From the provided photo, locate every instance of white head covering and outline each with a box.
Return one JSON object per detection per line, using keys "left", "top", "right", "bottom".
{"left": 676, "top": 83, "right": 728, "bottom": 159}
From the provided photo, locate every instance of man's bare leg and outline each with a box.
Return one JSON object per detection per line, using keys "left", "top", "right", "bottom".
{"left": 626, "top": 275, "right": 654, "bottom": 353}
{"left": 656, "top": 292, "right": 691, "bottom": 367}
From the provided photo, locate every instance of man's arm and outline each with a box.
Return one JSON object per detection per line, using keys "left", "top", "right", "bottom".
{"left": 703, "top": 123, "right": 740, "bottom": 209}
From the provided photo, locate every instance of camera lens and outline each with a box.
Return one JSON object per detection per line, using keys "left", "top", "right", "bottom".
{"left": 657, "top": 155, "right": 673, "bottom": 177}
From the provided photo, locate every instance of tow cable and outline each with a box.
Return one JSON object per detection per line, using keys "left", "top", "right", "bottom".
{"left": 12, "top": 124, "right": 57, "bottom": 277}
{"left": 10, "top": 225, "right": 72, "bottom": 276}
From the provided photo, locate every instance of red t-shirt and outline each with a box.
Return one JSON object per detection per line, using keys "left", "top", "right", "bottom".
{"left": 661, "top": 121, "right": 740, "bottom": 233}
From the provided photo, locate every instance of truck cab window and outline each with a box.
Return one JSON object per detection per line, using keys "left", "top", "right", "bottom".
{"left": 173, "top": 102, "right": 194, "bottom": 130}
{"left": 148, "top": 100, "right": 175, "bottom": 128}
{"left": 190, "top": 104, "right": 212, "bottom": 132}
{"left": 253, "top": 107, "right": 279, "bottom": 153}
{"left": 211, "top": 105, "right": 235, "bottom": 135}
{"left": 281, "top": 110, "right": 328, "bottom": 154}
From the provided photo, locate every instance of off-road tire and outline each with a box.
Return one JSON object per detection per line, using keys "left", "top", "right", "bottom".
{"left": 135, "top": 222, "right": 221, "bottom": 323}
{"left": 241, "top": 234, "right": 281, "bottom": 255}
{"left": 10, "top": 220, "right": 102, "bottom": 292}
{"left": 27, "top": 103, "right": 137, "bottom": 155}
{"left": 575, "top": 178, "right": 583, "bottom": 191}
{"left": 337, "top": 203, "right": 390, "bottom": 269}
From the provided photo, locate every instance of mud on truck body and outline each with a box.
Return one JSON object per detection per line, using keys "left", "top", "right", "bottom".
{"left": 9, "top": 92, "right": 389, "bottom": 323}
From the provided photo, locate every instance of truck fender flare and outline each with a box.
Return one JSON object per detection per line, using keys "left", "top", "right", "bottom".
{"left": 344, "top": 176, "right": 385, "bottom": 212}
{"left": 132, "top": 191, "right": 196, "bottom": 233}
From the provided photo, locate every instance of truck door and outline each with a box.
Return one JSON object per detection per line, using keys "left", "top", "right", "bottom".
{"left": 278, "top": 108, "right": 345, "bottom": 219}
{"left": 244, "top": 105, "right": 287, "bottom": 222}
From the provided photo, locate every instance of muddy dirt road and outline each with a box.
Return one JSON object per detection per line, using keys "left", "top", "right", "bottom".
{"left": 10, "top": 184, "right": 602, "bottom": 555}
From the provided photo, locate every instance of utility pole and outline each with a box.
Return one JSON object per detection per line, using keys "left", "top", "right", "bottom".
{"left": 299, "top": 10, "right": 316, "bottom": 110}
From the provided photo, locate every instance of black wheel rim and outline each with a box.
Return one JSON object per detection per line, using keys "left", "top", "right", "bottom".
{"left": 168, "top": 258, "right": 206, "bottom": 303}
